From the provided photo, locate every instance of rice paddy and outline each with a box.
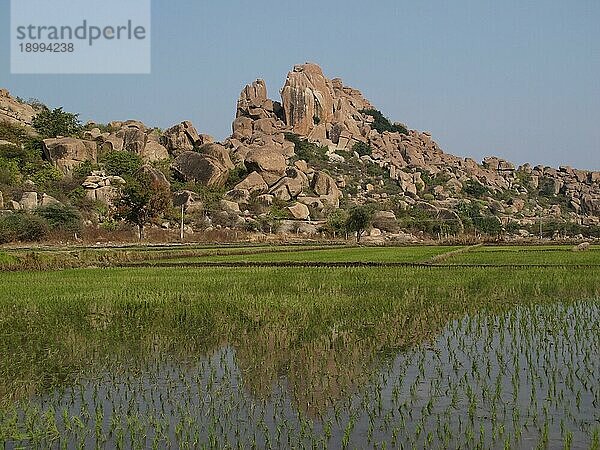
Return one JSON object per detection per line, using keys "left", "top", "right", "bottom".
{"left": 0, "top": 245, "right": 599, "bottom": 448}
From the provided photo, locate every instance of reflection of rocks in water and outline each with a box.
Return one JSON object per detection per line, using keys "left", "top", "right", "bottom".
{"left": 233, "top": 305, "right": 452, "bottom": 417}
{"left": 2, "top": 302, "right": 598, "bottom": 449}
{"left": 0, "top": 297, "right": 452, "bottom": 410}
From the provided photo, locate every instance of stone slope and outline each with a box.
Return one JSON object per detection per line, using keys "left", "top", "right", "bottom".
{"left": 1, "top": 63, "right": 599, "bottom": 237}
{"left": 226, "top": 63, "right": 600, "bottom": 227}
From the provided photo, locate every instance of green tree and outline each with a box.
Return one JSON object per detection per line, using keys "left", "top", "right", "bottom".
{"left": 36, "top": 204, "right": 82, "bottom": 234}
{"left": 116, "top": 172, "right": 172, "bottom": 240}
{"left": 0, "top": 213, "right": 49, "bottom": 243}
{"left": 325, "top": 208, "right": 348, "bottom": 238}
{"left": 352, "top": 141, "right": 373, "bottom": 157}
{"left": 345, "top": 205, "right": 373, "bottom": 244}
{"left": 32, "top": 107, "right": 82, "bottom": 138}
{"left": 100, "top": 151, "right": 143, "bottom": 178}
{"left": 360, "top": 109, "right": 408, "bottom": 135}
{"left": 464, "top": 180, "right": 488, "bottom": 198}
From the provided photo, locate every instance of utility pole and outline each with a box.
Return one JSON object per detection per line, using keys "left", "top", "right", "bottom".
{"left": 180, "top": 204, "right": 185, "bottom": 242}
{"left": 539, "top": 211, "right": 543, "bottom": 240}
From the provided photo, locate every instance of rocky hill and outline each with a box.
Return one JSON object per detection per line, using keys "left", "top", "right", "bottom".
{"left": 1, "top": 63, "right": 599, "bottom": 242}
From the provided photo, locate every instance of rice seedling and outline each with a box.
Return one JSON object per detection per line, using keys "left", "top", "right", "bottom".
{"left": 0, "top": 246, "right": 598, "bottom": 447}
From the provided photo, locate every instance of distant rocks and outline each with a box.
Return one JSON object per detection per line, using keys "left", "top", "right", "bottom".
{"left": 82, "top": 171, "right": 125, "bottom": 205}
{"left": 0, "top": 88, "right": 37, "bottom": 127}
{"left": 43, "top": 137, "right": 97, "bottom": 175}
{"left": 573, "top": 242, "right": 591, "bottom": 252}
{"left": 172, "top": 148, "right": 232, "bottom": 188}
{"left": 161, "top": 120, "right": 206, "bottom": 156}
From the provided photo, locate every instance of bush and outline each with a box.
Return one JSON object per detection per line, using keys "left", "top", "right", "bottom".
{"left": 25, "top": 162, "right": 63, "bottom": 187}
{"left": 457, "top": 202, "right": 502, "bottom": 236}
{"left": 352, "top": 141, "right": 373, "bottom": 157}
{"left": 0, "top": 136, "right": 47, "bottom": 173}
{"left": 285, "top": 133, "right": 328, "bottom": 165}
{"left": 0, "top": 158, "right": 23, "bottom": 186}
{"left": 100, "top": 151, "right": 143, "bottom": 178}
{"left": 0, "top": 121, "right": 28, "bottom": 145}
{"left": 361, "top": 109, "right": 408, "bottom": 135}
{"left": 32, "top": 107, "right": 82, "bottom": 138}
{"left": 0, "top": 213, "right": 49, "bottom": 243}
{"left": 345, "top": 205, "right": 374, "bottom": 243}
{"left": 36, "top": 204, "right": 82, "bottom": 233}
{"left": 324, "top": 208, "right": 348, "bottom": 237}
{"left": 72, "top": 160, "right": 97, "bottom": 180}
{"left": 464, "top": 180, "right": 488, "bottom": 198}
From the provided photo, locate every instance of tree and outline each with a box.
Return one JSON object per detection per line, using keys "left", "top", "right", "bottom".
{"left": 36, "top": 204, "right": 82, "bottom": 234}
{"left": 345, "top": 205, "right": 373, "bottom": 244}
{"left": 0, "top": 213, "right": 49, "bottom": 243}
{"left": 352, "top": 141, "right": 373, "bottom": 157}
{"left": 32, "top": 107, "right": 81, "bottom": 138}
{"left": 100, "top": 151, "right": 143, "bottom": 178}
{"left": 116, "top": 172, "right": 171, "bottom": 240}
{"left": 325, "top": 208, "right": 348, "bottom": 238}
{"left": 360, "top": 109, "right": 408, "bottom": 135}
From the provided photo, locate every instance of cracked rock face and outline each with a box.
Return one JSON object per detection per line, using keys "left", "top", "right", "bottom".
{"left": 281, "top": 63, "right": 335, "bottom": 136}
{"left": 0, "top": 89, "right": 37, "bottom": 128}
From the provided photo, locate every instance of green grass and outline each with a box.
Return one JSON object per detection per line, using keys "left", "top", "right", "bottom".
{"left": 445, "top": 245, "right": 600, "bottom": 265}
{"left": 165, "top": 246, "right": 459, "bottom": 264}
{"left": 1, "top": 246, "right": 599, "bottom": 448}
{"left": 0, "top": 252, "right": 17, "bottom": 264}
{"left": 0, "top": 244, "right": 342, "bottom": 270}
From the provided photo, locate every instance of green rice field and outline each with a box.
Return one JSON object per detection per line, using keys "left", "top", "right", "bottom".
{"left": 0, "top": 244, "right": 598, "bottom": 448}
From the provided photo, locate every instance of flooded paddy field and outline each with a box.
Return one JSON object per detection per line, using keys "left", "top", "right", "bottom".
{"left": 0, "top": 245, "right": 598, "bottom": 448}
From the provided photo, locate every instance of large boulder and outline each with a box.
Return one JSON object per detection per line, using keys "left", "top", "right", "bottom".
{"left": 172, "top": 151, "right": 229, "bottom": 187}
{"left": 281, "top": 63, "right": 335, "bottom": 135}
{"left": 372, "top": 210, "right": 398, "bottom": 232}
{"left": 198, "top": 143, "right": 234, "bottom": 170}
{"left": 235, "top": 171, "right": 268, "bottom": 195}
{"left": 116, "top": 120, "right": 147, "bottom": 155}
{"left": 287, "top": 202, "right": 310, "bottom": 220}
{"left": 0, "top": 89, "right": 37, "bottom": 127}
{"left": 140, "top": 130, "right": 169, "bottom": 162}
{"left": 19, "top": 192, "right": 38, "bottom": 210}
{"left": 244, "top": 147, "right": 287, "bottom": 185}
{"left": 100, "top": 135, "right": 124, "bottom": 154}
{"left": 40, "top": 193, "right": 60, "bottom": 207}
{"left": 311, "top": 171, "right": 341, "bottom": 207}
{"left": 42, "top": 137, "right": 97, "bottom": 174}
{"left": 232, "top": 116, "right": 254, "bottom": 139}
{"left": 269, "top": 168, "right": 309, "bottom": 201}
{"left": 161, "top": 121, "right": 203, "bottom": 156}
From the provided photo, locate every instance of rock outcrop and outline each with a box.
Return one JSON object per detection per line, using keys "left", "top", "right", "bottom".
{"left": 172, "top": 151, "right": 230, "bottom": 187}
{"left": 0, "top": 89, "right": 37, "bottom": 127}
{"left": 43, "top": 137, "right": 97, "bottom": 174}
{"left": 281, "top": 63, "right": 335, "bottom": 136}
{"left": 161, "top": 121, "right": 205, "bottom": 156}
{"left": 2, "top": 62, "right": 599, "bottom": 238}
{"left": 82, "top": 171, "right": 125, "bottom": 205}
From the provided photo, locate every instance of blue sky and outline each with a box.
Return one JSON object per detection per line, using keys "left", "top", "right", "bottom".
{"left": 1, "top": 0, "right": 599, "bottom": 169}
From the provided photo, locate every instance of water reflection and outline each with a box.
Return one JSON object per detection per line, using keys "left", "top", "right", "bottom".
{"left": 1, "top": 302, "right": 599, "bottom": 448}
